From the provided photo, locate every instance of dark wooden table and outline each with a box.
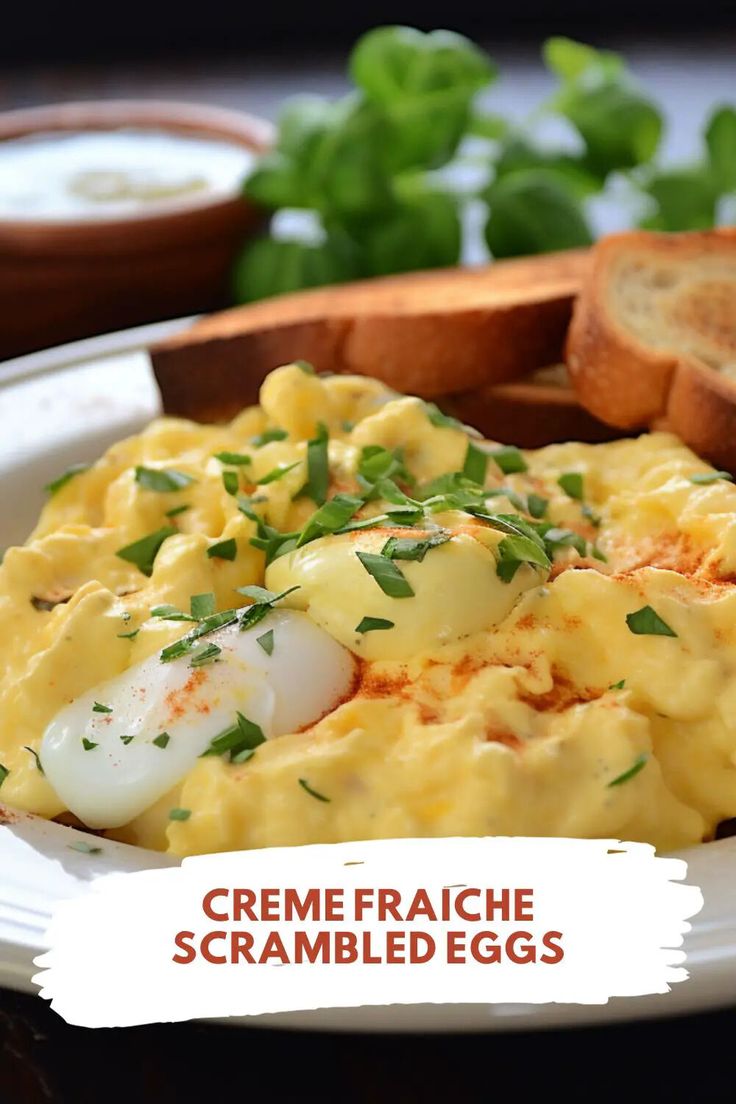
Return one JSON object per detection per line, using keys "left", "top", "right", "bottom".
{"left": 2, "top": 985, "right": 734, "bottom": 1102}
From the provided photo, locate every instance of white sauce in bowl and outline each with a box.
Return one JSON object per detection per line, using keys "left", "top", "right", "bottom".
{"left": 0, "top": 129, "right": 256, "bottom": 221}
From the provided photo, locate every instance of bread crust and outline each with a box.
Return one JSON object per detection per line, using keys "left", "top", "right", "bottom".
{"left": 152, "top": 250, "right": 589, "bottom": 421}
{"left": 443, "top": 379, "right": 623, "bottom": 448}
{"left": 566, "top": 228, "right": 736, "bottom": 429}
{"left": 667, "top": 357, "right": 736, "bottom": 473}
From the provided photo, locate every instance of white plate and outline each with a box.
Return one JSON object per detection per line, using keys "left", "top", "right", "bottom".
{"left": 1, "top": 324, "right": 735, "bottom": 1032}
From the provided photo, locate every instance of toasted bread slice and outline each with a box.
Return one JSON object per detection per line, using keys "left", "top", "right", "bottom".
{"left": 566, "top": 229, "right": 736, "bottom": 433}
{"left": 152, "top": 250, "right": 589, "bottom": 421}
{"left": 442, "top": 364, "right": 623, "bottom": 448}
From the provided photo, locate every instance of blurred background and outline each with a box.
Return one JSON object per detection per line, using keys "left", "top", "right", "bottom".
{"left": 1, "top": 3, "right": 735, "bottom": 359}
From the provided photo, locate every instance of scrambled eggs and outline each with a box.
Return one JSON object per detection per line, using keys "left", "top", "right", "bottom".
{"left": 3, "top": 362, "right": 736, "bottom": 855}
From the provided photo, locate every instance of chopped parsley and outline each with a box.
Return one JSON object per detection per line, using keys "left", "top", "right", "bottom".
{"left": 222, "top": 470, "right": 239, "bottom": 496}
{"left": 381, "top": 531, "right": 450, "bottom": 562}
{"left": 496, "top": 533, "right": 551, "bottom": 581}
{"left": 92, "top": 701, "right": 112, "bottom": 714}
{"left": 236, "top": 585, "right": 300, "bottom": 631}
{"left": 609, "top": 679, "right": 626, "bottom": 690}
{"left": 257, "top": 461, "right": 301, "bottom": 485}
{"left": 214, "top": 451, "right": 252, "bottom": 466}
{"left": 168, "top": 807, "right": 191, "bottom": 821}
{"left": 251, "top": 427, "right": 288, "bottom": 447}
{"left": 44, "top": 463, "right": 90, "bottom": 496}
{"left": 462, "top": 441, "right": 489, "bottom": 486}
{"left": 689, "top": 470, "right": 734, "bottom": 485}
{"left": 135, "top": 466, "right": 195, "bottom": 493}
{"left": 298, "top": 778, "right": 331, "bottom": 803}
{"left": 625, "top": 606, "right": 677, "bottom": 637}
{"left": 297, "top": 493, "right": 363, "bottom": 547}
{"left": 201, "top": 712, "right": 265, "bottom": 761}
{"left": 422, "top": 402, "right": 465, "bottom": 431}
{"left": 295, "top": 359, "right": 316, "bottom": 374}
{"left": 68, "top": 840, "right": 102, "bottom": 855}
{"left": 526, "top": 493, "right": 548, "bottom": 519}
{"left": 117, "top": 628, "right": 140, "bottom": 640}
{"left": 120, "top": 734, "right": 135, "bottom": 745}
{"left": 557, "top": 471, "right": 584, "bottom": 500}
{"left": 150, "top": 604, "right": 197, "bottom": 622}
{"left": 582, "top": 503, "right": 601, "bottom": 527}
{"left": 207, "top": 538, "right": 237, "bottom": 561}
{"left": 489, "top": 445, "right": 528, "bottom": 475}
{"left": 607, "top": 753, "right": 648, "bottom": 788}
{"left": 355, "top": 616, "right": 395, "bottom": 633}
{"left": 81, "top": 738, "right": 98, "bottom": 751}
{"left": 165, "top": 504, "right": 191, "bottom": 518}
{"left": 0, "top": 763, "right": 8, "bottom": 788}
{"left": 24, "top": 746, "right": 44, "bottom": 774}
{"left": 116, "top": 526, "right": 177, "bottom": 576}
{"left": 159, "top": 608, "right": 240, "bottom": 663}
{"left": 257, "top": 629, "right": 274, "bottom": 655}
{"left": 152, "top": 732, "right": 171, "bottom": 749}
{"left": 297, "top": 422, "right": 330, "bottom": 504}
{"left": 190, "top": 593, "right": 215, "bottom": 620}
{"left": 356, "top": 551, "right": 415, "bottom": 598}
{"left": 358, "top": 445, "right": 413, "bottom": 489}
{"left": 189, "top": 643, "right": 222, "bottom": 667}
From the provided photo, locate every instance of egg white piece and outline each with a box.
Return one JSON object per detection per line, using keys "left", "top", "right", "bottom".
{"left": 41, "top": 609, "right": 356, "bottom": 829}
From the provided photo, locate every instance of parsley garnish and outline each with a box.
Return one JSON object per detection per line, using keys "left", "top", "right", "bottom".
{"left": 159, "top": 608, "right": 240, "bottom": 663}
{"left": 527, "top": 493, "right": 548, "bottom": 518}
{"left": 120, "top": 734, "right": 135, "bottom": 745}
{"left": 625, "top": 606, "right": 677, "bottom": 637}
{"left": 150, "top": 604, "right": 197, "bottom": 622}
{"left": 190, "top": 593, "right": 215, "bottom": 619}
{"left": 152, "top": 732, "right": 171, "bottom": 749}
{"left": 135, "top": 467, "right": 195, "bottom": 493}
{"left": 609, "top": 679, "right": 626, "bottom": 690}
{"left": 489, "top": 445, "right": 528, "bottom": 475}
{"left": 690, "top": 471, "right": 734, "bottom": 485}
{"left": 257, "top": 461, "right": 301, "bottom": 485}
{"left": 607, "top": 753, "right": 648, "bottom": 787}
{"left": 381, "top": 531, "right": 450, "bottom": 562}
{"left": 82, "top": 737, "right": 98, "bottom": 751}
{"left": 201, "top": 712, "right": 265, "bottom": 760}
{"left": 251, "top": 427, "right": 288, "bottom": 447}
{"left": 189, "top": 643, "right": 222, "bottom": 667}
{"left": 44, "top": 463, "right": 90, "bottom": 496}
{"left": 558, "top": 471, "right": 584, "bottom": 500}
{"left": 92, "top": 702, "right": 112, "bottom": 714}
{"left": 295, "top": 360, "right": 316, "bottom": 374}
{"left": 297, "top": 493, "right": 363, "bottom": 547}
{"left": 165, "top": 504, "right": 191, "bottom": 518}
{"left": 298, "top": 778, "right": 331, "bottom": 803}
{"left": 168, "top": 807, "right": 191, "bottom": 821}
{"left": 462, "top": 441, "right": 489, "bottom": 485}
{"left": 497, "top": 533, "right": 551, "bottom": 581}
{"left": 215, "top": 451, "right": 252, "bottom": 466}
{"left": 355, "top": 616, "right": 395, "bottom": 633}
{"left": 116, "top": 526, "right": 177, "bottom": 576}
{"left": 423, "top": 402, "right": 465, "bottom": 431}
{"left": 24, "top": 746, "right": 44, "bottom": 774}
{"left": 117, "top": 628, "right": 140, "bottom": 640}
{"left": 0, "top": 763, "right": 9, "bottom": 788}
{"left": 222, "top": 470, "right": 239, "bottom": 496}
{"left": 356, "top": 551, "right": 415, "bottom": 598}
{"left": 207, "top": 538, "right": 237, "bottom": 561}
{"left": 257, "top": 629, "right": 274, "bottom": 655}
{"left": 358, "top": 445, "right": 413, "bottom": 489}
{"left": 236, "top": 585, "right": 300, "bottom": 631}
{"left": 299, "top": 423, "right": 330, "bottom": 504}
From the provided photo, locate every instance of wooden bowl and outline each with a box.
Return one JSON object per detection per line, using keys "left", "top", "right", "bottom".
{"left": 0, "top": 101, "right": 273, "bottom": 360}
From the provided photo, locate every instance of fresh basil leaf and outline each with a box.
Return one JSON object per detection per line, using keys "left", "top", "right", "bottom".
{"left": 381, "top": 531, "right": 450, "bottom": 562}
{"left": 190, "top": 593, "right": 216, "bottom": 620}
{"left": 215, "top": 452, "right": 252, "bottom": 466}
{"left": 355, "top": 616, "right": 395, "bottom": 633}
{"left": 257, "top": 629, "right": 275, "bottom": 655}
{"left": 705, "top": 106, "right": 736, "bottom": 191}
{"left": 233, "top": 233, "right": 360, "bottom": 304}
{"left": 527, "top": 493, "right": 549, "bottom": 519}
{"left": 488, "top": 445, "right": 528, "bottom": 475}
{"left": 557, "top": 472, "right": 584, "bottom": 500}
{"left": 189, "top": 643, "right": 222, "bottom": 668}
{"left": 251, "top": 427, "right": 288, "bottom": 448}
{"left": 298, "top": 422, "right": 330, "bottom": 505}
{"left": 201, "top": 712, "right": 266, "bottom": 760}
{"left": 462, "top": 441, "right": 489, "bottom": 485}
{"left": 485, "top": 169, "right": 593, "bottom": 258}
{"left": 297, "top": 492, "right": 364, "bottom": 547}
{"left": 150, "top": 604, "right": 197, "bottom": 622}
{"left": 159, "top": 609, "right": 240, "bottom": 663}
